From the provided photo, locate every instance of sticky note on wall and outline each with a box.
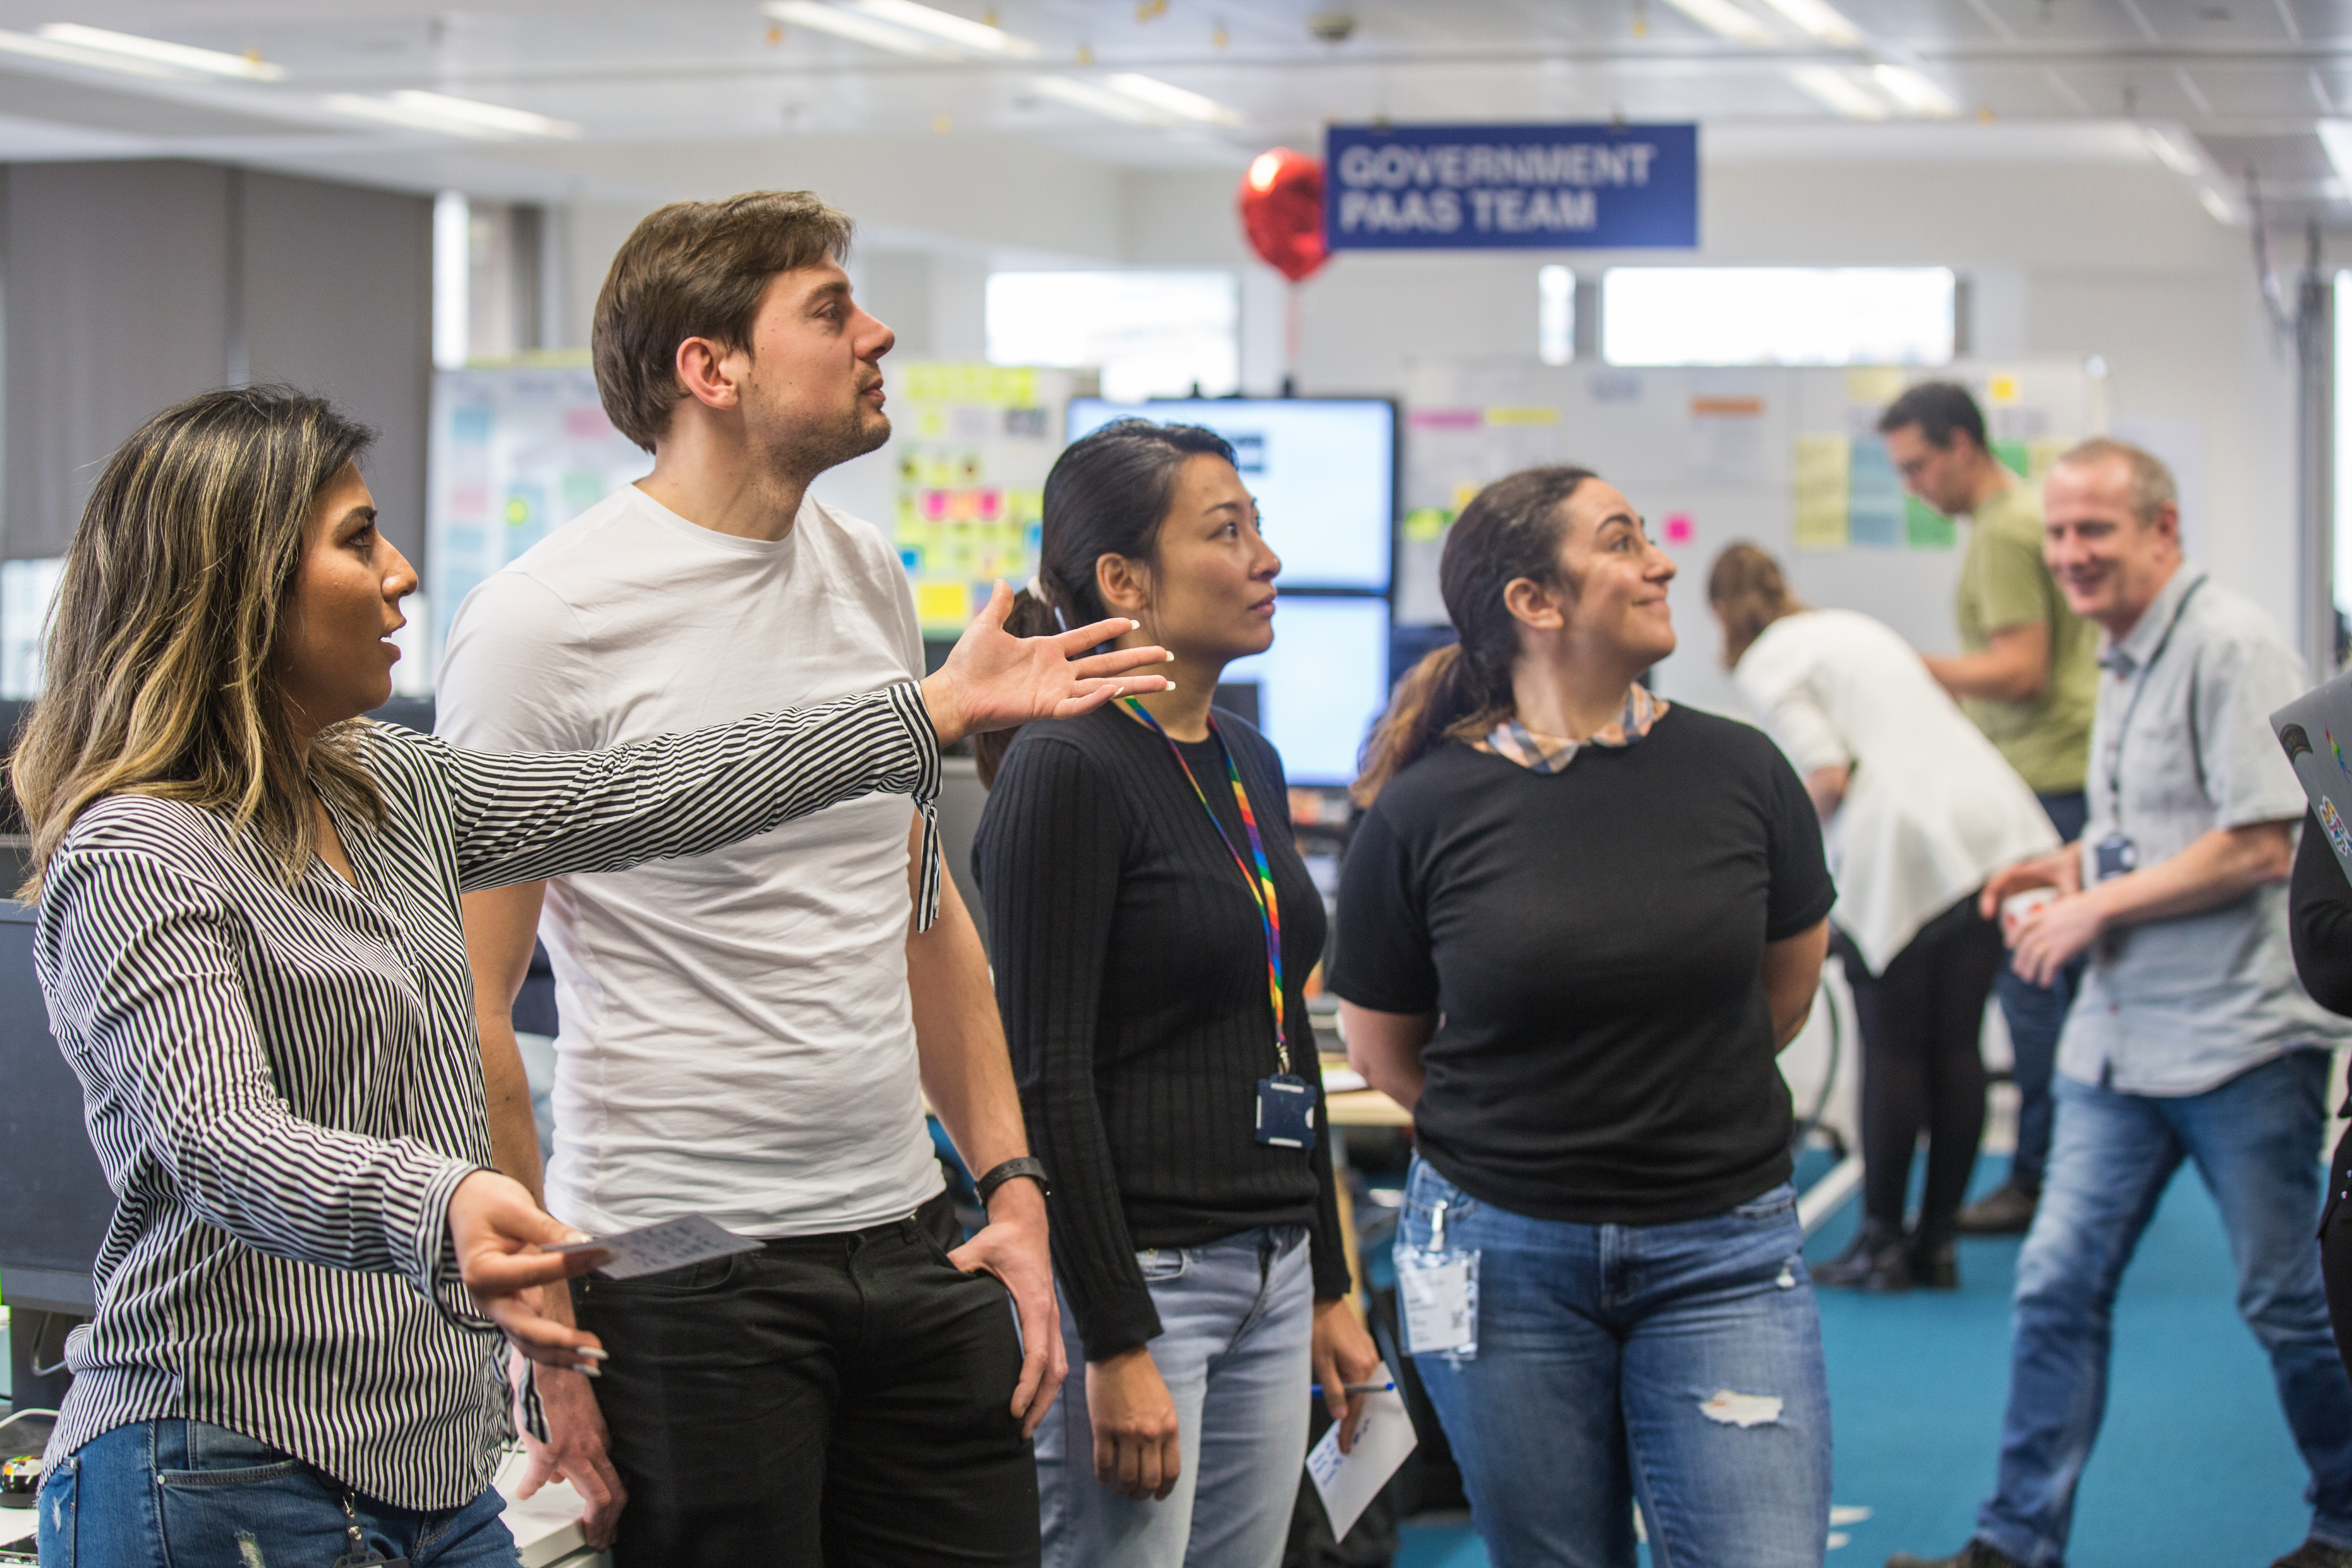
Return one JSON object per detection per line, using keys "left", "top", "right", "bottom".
{"left": 1847, "top": 436, "right": 1903, "bottom": 547}
{"left": 1794, "top": 436, "right": 1851, "bottom": 551}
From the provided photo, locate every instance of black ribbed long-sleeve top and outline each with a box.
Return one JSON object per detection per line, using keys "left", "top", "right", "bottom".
{"left": 973, "top": 702, "right": 1351, "bottom": 1360}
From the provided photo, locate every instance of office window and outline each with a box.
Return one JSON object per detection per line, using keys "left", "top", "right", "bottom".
{"left": 986, "top": 271, "right": 1239, "bottom": 402}
{"left": 1538, "top": 264, "right": 1575, "bottom": 366}
{"left": 1602, "top": 267, "right": 1955, "bottom": 367}
{"left": 2336, "top": 271, "right": 2352, "bottom": 640}
{"left": 2, "top": 558, "right": 65, "bottom": 700}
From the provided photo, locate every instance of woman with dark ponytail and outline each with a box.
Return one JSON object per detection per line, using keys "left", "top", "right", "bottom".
{"left": 973, "top": 420, "right": 1380, "bottom": 1568}
{"left": 1333, "top": 468, "right": 1839, "bottom": 1568}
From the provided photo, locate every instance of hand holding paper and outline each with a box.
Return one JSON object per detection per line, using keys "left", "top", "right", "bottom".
{"left": 547, "top": 1214, "right": 762, "bottom": 1281}
{"left": 1305, "top": 1376, "right": 1418, "bottom": 1540}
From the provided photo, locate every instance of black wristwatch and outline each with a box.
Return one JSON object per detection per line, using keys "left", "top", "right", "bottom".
{"left": 975, "top": 1157, "right": 1051, "bottom": 1207}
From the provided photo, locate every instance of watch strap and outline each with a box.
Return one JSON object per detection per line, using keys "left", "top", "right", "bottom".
{"left": 974, "top": 1156, "right": 1051, "bottom": 1206}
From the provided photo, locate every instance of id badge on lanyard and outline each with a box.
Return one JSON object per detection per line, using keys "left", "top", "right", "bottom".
{"left": 1256, "top": 1071, "right": 1316, "bottom": 1148}
{"left": 2097, "top": 577, "right": 2203, "bottom": 888}
{"left": 1123, "top": 699, "right": 1316, "bottom": 1154}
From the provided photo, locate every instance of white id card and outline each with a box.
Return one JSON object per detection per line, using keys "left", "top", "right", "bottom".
{"left": 1397, "top": 1251, "right": 1478, "bottom": 1357}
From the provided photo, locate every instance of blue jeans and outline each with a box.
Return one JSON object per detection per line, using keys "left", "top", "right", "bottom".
{"left": 1976, "top": 1052, "right": 2352, "bottom": 1565}
{"left": 37, "top": 1420, "right": 517, "bottom": 1568}
{"left": 1399, "top": 1159, "right": 1832, "bottom": 1568}
{"left": 1036, "top": 1227, "right": 1312, "bottom": 1568}
{"left": 1992, "top": 789, "right": 2089, "bottom": 1194}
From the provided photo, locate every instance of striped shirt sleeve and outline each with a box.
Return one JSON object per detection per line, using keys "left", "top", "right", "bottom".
{"left": 40, "top": 843, "right": 481, "bottom": 1304}
{"left": 420, "top": 682, "right": 942, "bottom": 904}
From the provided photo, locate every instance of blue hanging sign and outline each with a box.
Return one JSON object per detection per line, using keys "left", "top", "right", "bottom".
{"left": 1323, "top": 122, "right": 1699, "bottom": 251}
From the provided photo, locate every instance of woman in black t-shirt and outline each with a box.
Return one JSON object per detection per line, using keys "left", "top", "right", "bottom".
{"left": 1333, "top": 467, "right": 1836, "bottom": 1568}
{"left": 973, "top": 420, "right": 1380, "bottom": 1568}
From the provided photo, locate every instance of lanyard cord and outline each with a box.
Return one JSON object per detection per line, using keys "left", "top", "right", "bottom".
{"left": 2104, "top": 574, "right": 2207, "bottom": 807}
{"left": 1121, "top": 698, "right": 1290, "bottom": 1075}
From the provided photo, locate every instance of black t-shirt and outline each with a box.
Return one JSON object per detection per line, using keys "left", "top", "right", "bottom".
{"left": 972, "top": 704, "right": 1350, "bottom": 1359}
{"left": 1330, "top": 706, "right": 1835, "bottom": 1225}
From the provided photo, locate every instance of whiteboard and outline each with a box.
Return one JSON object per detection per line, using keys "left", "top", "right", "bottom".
{"left": 425, "top": 366, "right": 651, "bottom": 683}
{"left": 1397, "top": 358, "right": 2105, "bottom": 721}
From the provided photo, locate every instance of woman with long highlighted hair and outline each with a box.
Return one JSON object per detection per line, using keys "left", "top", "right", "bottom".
{"left": 19, "top": 386, "right": 1165, "bottom": 1568}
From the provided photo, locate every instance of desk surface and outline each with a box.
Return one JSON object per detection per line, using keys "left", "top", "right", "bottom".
{"left": 1325, "top": 1088, "right": 1413, "bottom": 1128}
{"left": 1318, "top": 1056, "right": 1411, "bottom": 1127}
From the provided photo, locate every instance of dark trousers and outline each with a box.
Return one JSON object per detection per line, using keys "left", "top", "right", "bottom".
{"left": 573, "top": 1190, "right": 1040, "bottom": 1568}
{"left": 2322, "top": 1121, "right": 2352, "bottom": 1379}
{"left": 1839, "top": 893, "right": 2007, "bottom": 1237}
{"left": 1991, "top": 789, "right": 2090, "bottom": 1194}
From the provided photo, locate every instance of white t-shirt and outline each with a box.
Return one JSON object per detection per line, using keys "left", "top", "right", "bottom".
{"left": 434, "top": 484, "right": 943, "bottom": 1237}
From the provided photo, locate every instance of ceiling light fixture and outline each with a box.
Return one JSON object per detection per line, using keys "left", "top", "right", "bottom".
{"left": 763, "top": 2, "right": 953, "bottom": 57}
{"left": 1871, "top": 63, "right": 1958, "bottom": 117}
{"left": 2317, "top": 120, "right": 2352, "bottom": 192}
{"left": 1752, "top": 0, "right": 1863, "bottom": 46}
{"left": 1789, "top": 64, "right": 1889, "bottom": 119}
{"left": 1031, "top": 74, "right": 1173, "bottom": 124}
{"left": 0, "top": 26, "right": 188, "bottom": 78}
{"left": 320, "top": 90, "right": 580, "bottom": 139}
{"left": 1657, "top": 0, "right": 1776, "bottom": 46}
{"left": 850, "top": 0, "right": 1039, "bottom": 57}
{"left": 1102, "top": 72, "right": 1244, "bottom": 124}
{"left": 2140, "top": 126, "right": 2201, "bottom": 177}
{"left": 34, "top": 21, "right": 285, "bottom": 79}
{"left": 2198, "top": 186, "right": 2236, "bottom": 224}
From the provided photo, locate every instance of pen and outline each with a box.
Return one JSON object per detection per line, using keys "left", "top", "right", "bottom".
{"left": 1310, "top": 1381, "right": 1396, "bottom": 1396}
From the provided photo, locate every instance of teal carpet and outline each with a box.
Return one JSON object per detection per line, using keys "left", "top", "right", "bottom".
{"left": 1395, "top": 1156, "right": 2325, "bottom": 1567}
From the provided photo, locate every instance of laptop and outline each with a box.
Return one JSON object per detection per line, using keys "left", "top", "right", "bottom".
{"left": 2271, "top": 671, "right": 2352, "bottom": 885}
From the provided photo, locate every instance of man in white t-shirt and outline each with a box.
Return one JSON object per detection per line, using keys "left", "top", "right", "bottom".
{"left": 437, "top": 192, "right": 1080, "bottom": 1565}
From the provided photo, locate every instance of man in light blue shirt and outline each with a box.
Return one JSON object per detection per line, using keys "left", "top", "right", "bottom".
{"left": 1891, "top": 439, "right": 2352, "bottom": 1568}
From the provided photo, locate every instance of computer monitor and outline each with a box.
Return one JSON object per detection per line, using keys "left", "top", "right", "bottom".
{"left": 0, "top": 903, "right": 109, "bottom": 1314}
{"left": 1218, "top": 597, "right": 1392, "bottom": 788}
{"left": 1065, "top": 398, "right": 1396, "bottom": 592}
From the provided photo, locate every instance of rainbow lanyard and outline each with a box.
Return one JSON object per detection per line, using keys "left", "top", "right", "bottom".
{"left": 1121, "top": 697, "right": 1290, "bottom": 1075}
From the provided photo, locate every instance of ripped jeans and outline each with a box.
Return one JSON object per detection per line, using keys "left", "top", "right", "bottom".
{"left": 1401, "top": 1158, "right": 1832, "bottom": 1568}
{"left": 37, "top": 1419, "right": 517, "bottom": 1568}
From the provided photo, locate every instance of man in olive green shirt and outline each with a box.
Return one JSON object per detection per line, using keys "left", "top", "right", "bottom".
{"left": 1880, "top": 382, "right": 2101, "bottom": 1234}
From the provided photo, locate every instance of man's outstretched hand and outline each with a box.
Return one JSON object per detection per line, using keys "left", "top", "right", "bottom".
{"left": 921, "top": 581, "right": 1172, "bottom": 746}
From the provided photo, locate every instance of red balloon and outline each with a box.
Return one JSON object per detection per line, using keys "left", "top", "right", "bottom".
{"left": 1237, "top": 148, "right": 1328, "bottom": 283}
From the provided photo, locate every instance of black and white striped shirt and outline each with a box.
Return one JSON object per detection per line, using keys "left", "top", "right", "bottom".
{"left": 35, "top": 683, "right": 938, "bottom": 1510}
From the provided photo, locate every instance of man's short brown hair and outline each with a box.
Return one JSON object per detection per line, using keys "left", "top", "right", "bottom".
{"left": 591, "top": 190, "right": 854, "bottom": 451}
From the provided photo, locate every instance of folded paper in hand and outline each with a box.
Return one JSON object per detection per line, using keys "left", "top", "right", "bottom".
{"left": 1304, "top": 1382, "right": 1418, "bottom": 1539}
{"left": 547, "top": 1215, "right": 761, "bottom": 1281}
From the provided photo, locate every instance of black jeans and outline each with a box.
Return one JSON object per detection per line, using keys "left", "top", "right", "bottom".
{"left": 573, "top": 1191, "right": 1040, "bottom": 1568}
{"left": 2322, "top": 1120, "right": 2352, "bottom": 1378}
{"left": 1837, "top": 892, "right": 2006, "bottom": 1238}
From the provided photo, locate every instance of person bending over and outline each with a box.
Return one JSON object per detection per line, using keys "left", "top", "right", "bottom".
{"left": 1335, "top": 467, "right": 1835, "bottom": 1568}
{"left": 1710, "top": 542, "right": 2055, "bottom": 1292}
{"left": 18, "top": 386, "right": 1159, "bottom": 1568}
{"left": 1889, "top": 438, "right": 2352, "bottom": 1568}
{"left": 973, "top": 420, "right": 1381, "bottom": 1568}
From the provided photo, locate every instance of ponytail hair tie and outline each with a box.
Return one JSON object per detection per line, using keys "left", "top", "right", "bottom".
{"left": 1025, "top": 574, "right": 1070, "bottom": 633}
